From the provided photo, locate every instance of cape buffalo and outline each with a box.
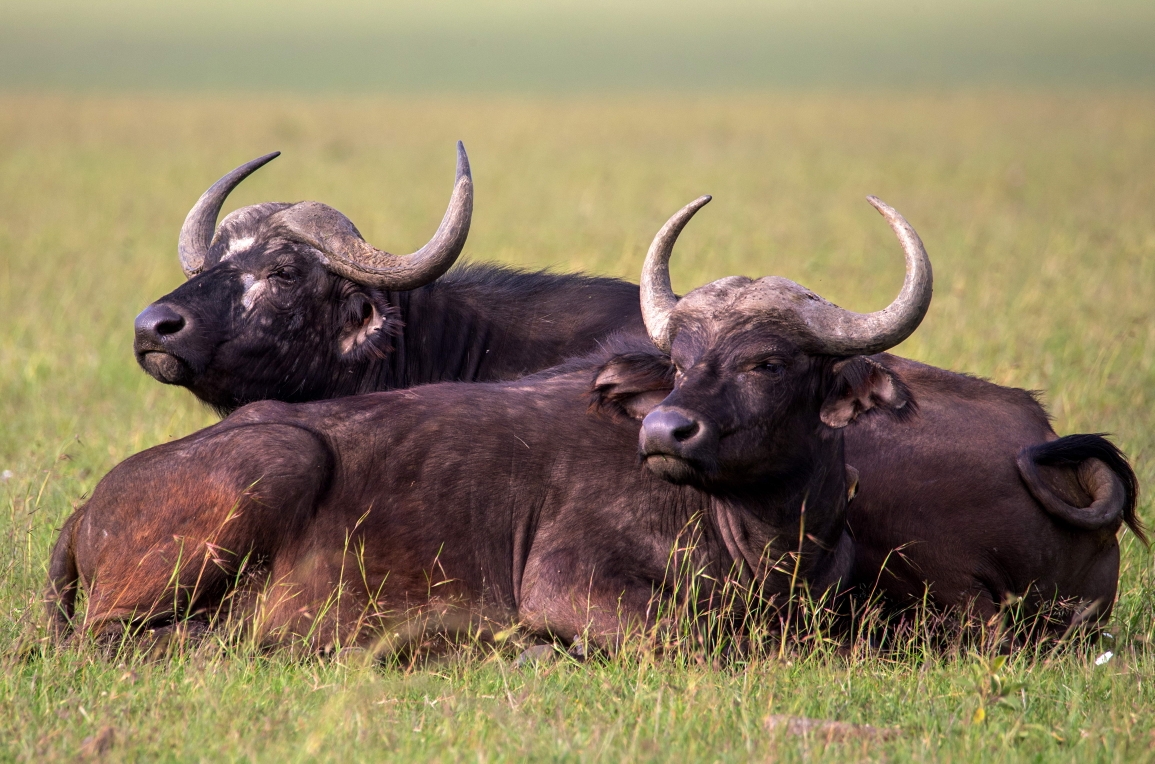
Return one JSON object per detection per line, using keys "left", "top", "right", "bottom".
{"left": 134, "top": 144, "right": 643, "bottom": 414}
{"left": 133, "top": 147, "right": 1140, "bottom": 627}
{"left": 47, "top": 197, "right": 932, "bottom": 654}
{"left": 607, "top": 198, "right": 1144, "bottom": 629}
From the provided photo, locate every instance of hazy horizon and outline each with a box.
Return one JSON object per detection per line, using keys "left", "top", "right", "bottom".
{"left": 2, "top": 0, "right": 1153, "bottom": 93}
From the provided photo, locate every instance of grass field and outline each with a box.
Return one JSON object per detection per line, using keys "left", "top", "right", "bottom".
{"left": 1, "top": 92, "right": 1154, "bottom": 760}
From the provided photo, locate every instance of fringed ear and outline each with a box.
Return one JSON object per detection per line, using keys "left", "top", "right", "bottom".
{"left": 338, "top": 291, "right": 399, "bottom": 360}
{"left": 589, "top": 352, "right": 675, "bottom": 421}
{"left": 820, "top": 356, "right": 914, "bottom": 428}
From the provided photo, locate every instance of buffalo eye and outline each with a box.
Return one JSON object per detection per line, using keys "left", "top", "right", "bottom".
{"left": 268, "top": 266, "right": 299, "bottom": 284}
{"left": 757, "top": 360, "right": 787, "bottom": 376}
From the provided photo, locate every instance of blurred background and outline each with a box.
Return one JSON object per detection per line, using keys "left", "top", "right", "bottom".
{"left": 2, "top": 0, "right": 1154, "bottom": 91}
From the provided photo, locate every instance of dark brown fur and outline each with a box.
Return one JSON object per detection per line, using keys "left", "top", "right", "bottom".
{"left": 132, "top": 244, "right": 1139, "bottom": 630}
{"left": 589, "top": 347, "right": 1141, "bottom": 626}
{"left": 49, "top": 334, "right": 883, "bottom": 653}
{"left": 845, "top": 354, "right": 1142, "bottom": 624}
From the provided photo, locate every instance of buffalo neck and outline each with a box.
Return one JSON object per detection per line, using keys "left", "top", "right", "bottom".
{"left": 705, "top": 433, "right": 849, "bottom": 593}
{"left": 381, "top": 283, "right": 507, "bottom": 389}
{"left": 334, "top": 266, "right": 644, "bottom": 397}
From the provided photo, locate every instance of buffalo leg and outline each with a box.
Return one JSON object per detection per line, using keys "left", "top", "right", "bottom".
{"left": 519, "top": 546, "right": 660, "bottom": 653}
{"left": 70, "top": 422, "right": 332, "bottom": 641}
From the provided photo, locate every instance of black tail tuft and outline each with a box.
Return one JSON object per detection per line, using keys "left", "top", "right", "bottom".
{"left": 1026, "top": 434, "right": 1145, "bottom": 546}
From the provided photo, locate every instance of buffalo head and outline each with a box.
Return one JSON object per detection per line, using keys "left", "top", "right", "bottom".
{"left": 134, "top": 144, "right": 472, "bottom": 412}
{"left": 602, "top": 195, "right": 931, "bottom": 489}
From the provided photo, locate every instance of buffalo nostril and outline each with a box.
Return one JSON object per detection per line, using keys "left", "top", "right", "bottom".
{"left": 154, "top": 315, "right": 186, "bottom": 336}
{"left": 135, "top": 304, "right": 190, "bottom": 343}
{"left": 671, "top": 419, "right": 699, "bottom": 442}
{"left": 641, "top": 409, "right": 704, "bottom": 453}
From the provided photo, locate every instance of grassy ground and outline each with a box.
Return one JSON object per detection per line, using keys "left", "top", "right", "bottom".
{"left": 1, "top": 92, "right": 1154, "bottom": 760}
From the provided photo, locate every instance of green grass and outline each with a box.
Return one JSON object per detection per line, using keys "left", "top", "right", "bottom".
{"left": 2, "top": 92, "right": 1155, "bottom": 760}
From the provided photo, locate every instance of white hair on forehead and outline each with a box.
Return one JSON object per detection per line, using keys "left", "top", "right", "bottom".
{"left": 210, "top": 202, "right": 292, "bottom": 264}
{"left": 221, "top": 236, "right": 256, "bottom": 262}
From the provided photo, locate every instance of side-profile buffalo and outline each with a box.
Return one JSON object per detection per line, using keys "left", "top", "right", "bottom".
{"left": 47, "top": 197, "right": 933, "bottom": 653}
{"left": 134, "top": 144, "right": 643, "bottom": 414}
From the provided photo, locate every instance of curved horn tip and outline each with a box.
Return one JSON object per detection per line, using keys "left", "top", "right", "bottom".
{"left": 249, "top": 151, "right": 281, "bottom": 170}
{"left": 455, "top": 141, "right": 471, "bottom": 181}
{"left": 665, "top": 194, "right": 711, "bottom": 234}
{"left": 866, "top": 195, "right": 899, "bottom": 218}
{"left": 866, "top": 196, "right": 923, "bottom": 238}
{"left": 662, "top": 195, "right": 712, "bottom": 231}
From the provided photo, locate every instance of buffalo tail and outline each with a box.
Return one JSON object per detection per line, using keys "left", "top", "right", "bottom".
{"left": 45, "top": 508, "right": 84, "bottom": 641}
{"left": 1017, "top": 433, "right": 1146, "bottom": 546}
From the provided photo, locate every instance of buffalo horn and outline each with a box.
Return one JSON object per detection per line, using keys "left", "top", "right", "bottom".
{"left": 178, "top": 152, "right": 281, "bottom": 278}
{"left": 640, "top": 195, "right": 932, "bottom": 356}
{"left": 811, "top": 196, "right": 932, "bottom": 356}
{"left": 639, "top": 195, "right": 712, "bottom": 352}
{"left": 276, "top": 141, "right": 473, "bottom": 291}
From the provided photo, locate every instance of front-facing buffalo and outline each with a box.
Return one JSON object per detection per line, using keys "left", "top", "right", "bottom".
{"left": 608, "top": 197, "right": 1143, "bottom": 629}
{"left": 48, "top": 197, "right": 931, "bottom": 654}
{"left": 134, "top": 144, "right": 643, "bottom": 414}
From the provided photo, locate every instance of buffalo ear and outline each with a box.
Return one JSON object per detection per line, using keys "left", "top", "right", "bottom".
{"left": 820, "top": 356, "right": 912, "bottom": 428}
{"left": 845, "top": 464, "right": 860, "bottom": 502}
{"left": 589, "top": 352, "right": 675, "bottom": 421}
{"left": 338, "top": 292, "right": 388, "bottom": 356}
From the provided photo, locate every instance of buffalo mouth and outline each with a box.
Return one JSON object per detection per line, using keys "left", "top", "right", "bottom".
{"left": 136, "top": 349, "right": 194, "bottom": 385}
{"left": 641, "top": 452, "right": 706, "bottom": 485}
